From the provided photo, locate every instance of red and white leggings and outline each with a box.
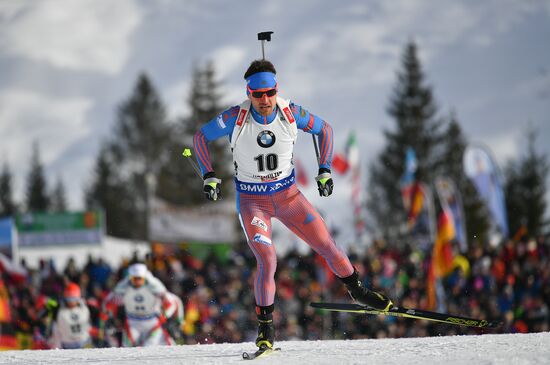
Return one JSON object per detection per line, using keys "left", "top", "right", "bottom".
{"left": 237, "top": 184, "right": 354, "bottom": 307}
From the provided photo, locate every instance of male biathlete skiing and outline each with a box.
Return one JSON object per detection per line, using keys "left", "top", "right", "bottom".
{"left": 193, "top": 59, "right": 393, "bottom": 351}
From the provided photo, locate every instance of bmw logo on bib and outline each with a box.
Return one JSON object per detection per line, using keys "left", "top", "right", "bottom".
{"left": 257, "top": 130, "right": 276, "bottom": 148}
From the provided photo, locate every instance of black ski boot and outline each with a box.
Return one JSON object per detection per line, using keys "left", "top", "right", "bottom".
{"left": 255, "top": 304, "right": 275, "bottom": 349}
{"left": 341, "top": 269, "right": 393, "bottom": 311}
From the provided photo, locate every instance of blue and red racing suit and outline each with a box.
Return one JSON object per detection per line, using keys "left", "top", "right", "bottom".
{"left": 193, "top": 99, "right": 354, "bottom": 307}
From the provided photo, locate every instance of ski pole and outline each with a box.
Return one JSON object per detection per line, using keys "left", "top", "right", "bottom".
{"left": 182, "top": 148, "right": 202, "bottom": 179}
{"left": 312, "top": 135, "right": 321, "bottom": 167}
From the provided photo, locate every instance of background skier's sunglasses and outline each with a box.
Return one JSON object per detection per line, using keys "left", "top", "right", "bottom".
{"left": 248, "top": 86, "right": 277, "bottom": 98}
{"left": 130, "top": 276, "right": 145, "bottom": 285}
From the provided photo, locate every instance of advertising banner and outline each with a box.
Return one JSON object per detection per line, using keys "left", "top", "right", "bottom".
{"left": 15, "top": 211, "right": 103, "bottom": 247}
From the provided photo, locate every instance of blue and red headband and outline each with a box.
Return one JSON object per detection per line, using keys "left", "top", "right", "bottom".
{"left": 246, "top": 72, "right": 277, "bottom": 92}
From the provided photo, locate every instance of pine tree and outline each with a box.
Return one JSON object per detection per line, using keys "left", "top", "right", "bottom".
{"left": 0, "top": 162, "right": 17, "bottom": 217}
{"left": 25, "top": 142, "right": 49, "bottom": 212}
{"left": 505, "top": 128, "right": 548, "bottom": 237}
{"left": 367, "top": 41, "right": 444, "bottom": 239}
{"left": 85, "top": 145, "right": 134, "bottom": 237}
{"left": 156, "top": 60, "right": 232, "bottom": 205}
{"left": 439, "top": 111, "right": 490, "bottom": 245}
{"left": 88, "top": 73, "right": 171, "bottom": 239}
{"left": 50, "top": 176, "right": 68, "bottom": 212}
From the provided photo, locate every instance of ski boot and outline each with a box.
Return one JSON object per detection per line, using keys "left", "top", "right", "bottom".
{"left": 255, "top": 304, "right": 275, "bottom": 349}
{"left": 341, "top": 269, "right": 393, "bottom": 311}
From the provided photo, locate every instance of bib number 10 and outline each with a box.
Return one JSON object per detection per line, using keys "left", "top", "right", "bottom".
{"left": 254, "top": 154, "right": 278, "bottom": 172}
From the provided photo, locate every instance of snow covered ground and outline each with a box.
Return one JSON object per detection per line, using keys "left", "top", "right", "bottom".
{"left": 1, "top": 332, "right": 548, "bottom": 365}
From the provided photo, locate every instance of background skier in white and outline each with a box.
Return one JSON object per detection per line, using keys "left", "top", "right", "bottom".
{"left": 104, "top": 263, "right": 179, "bottom": 347}
{"left": 49, "top": 282, "right": 92, "bottom": 349}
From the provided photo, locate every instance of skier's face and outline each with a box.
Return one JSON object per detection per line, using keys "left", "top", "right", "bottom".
{"left": 65, "top": 297, "right": 79, "bottom": 308}
{"left": 130, "top": 276, "right": 145, "bottom": 288}
{"left": 249, "top": 88, "right": 277, "bottom": 116}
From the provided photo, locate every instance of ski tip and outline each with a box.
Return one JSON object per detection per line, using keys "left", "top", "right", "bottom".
{"left": 242, "top": 347, "right": 281, "bottom": 360}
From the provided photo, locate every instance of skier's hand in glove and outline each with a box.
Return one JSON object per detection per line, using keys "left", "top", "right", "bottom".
{"left": 315, "top": 168, "right": 333, "bottom": 197}
{"left": 203, "top": 172, "right": 222, "bottom": 201}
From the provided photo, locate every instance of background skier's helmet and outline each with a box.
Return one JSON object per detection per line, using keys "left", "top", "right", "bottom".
{"left": 64, "top": 282, "right": 81, "bottom": 305}
{"left": 128, "top": 263, "right": 148, "bottom": 287}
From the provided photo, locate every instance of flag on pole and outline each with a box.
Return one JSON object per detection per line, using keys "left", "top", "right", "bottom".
{"left": 463, "top": 144, "right": 509, "bottom": 240}
{"left": 400, "top": 147, "right": 418, "bottom": 217}
{"left": 407, "top": 182, "right": 426, "bottom": 228}
{"left": 400, "top": 148, "right": 432, "bottom": 231}
{"left": 331, "top": 131, "right": 359, "bottom": 175}
{"left": 435, "top": 177, "right": 468, "bottom": 253}
{"left": 427, "top": 208, "right": 455, "bottom": 311}
{"left": 432, "top": 209, "right": 456, "bottom": 278}
{"left": 427, "top": 181, "right": 471, "bottom": 310}
{"left": 332, "top": 153, "right": 350, "bottom": 174}
{"left": 331, "top": 131, "right": 367, "bottom": 238}
{"left": 345, "top": 132, "right": 367, "bottom": 239}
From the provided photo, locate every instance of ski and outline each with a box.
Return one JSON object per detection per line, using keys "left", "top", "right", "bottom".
{"left": 310, "top": 302, "right": 501, "bottom": 328}
{"left": 242, "top": 346, "right": 281, "bottom": 360}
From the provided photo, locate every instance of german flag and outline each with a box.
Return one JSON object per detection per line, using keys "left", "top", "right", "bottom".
{"left": 427, "top": 209, "right": 456, "bottom": 310}
{"left": 432, "top": 209, "right": 456, "bottom": 278}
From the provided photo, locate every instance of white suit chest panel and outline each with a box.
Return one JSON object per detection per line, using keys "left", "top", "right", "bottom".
{"left": 123, "top": 286, "right": 161, "bottom": 317}
{"left": 56, "top": 305, "right": 90, "bottom": 342}
{"left": 233, "top": 110, "right": 295, "bottom": 183}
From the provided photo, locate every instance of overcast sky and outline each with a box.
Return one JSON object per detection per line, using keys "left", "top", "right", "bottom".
{"left": 0, "top": 0, "right": 549, "bottom": 243}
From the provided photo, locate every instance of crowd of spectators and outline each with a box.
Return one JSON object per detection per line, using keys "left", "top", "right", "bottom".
{"left": 2, "top": 233, "right": 549, "bottom": 349}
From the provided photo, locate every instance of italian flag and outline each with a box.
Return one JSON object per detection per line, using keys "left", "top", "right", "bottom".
{"left": 332, "top": 131, "right": 358, "bottom": 175}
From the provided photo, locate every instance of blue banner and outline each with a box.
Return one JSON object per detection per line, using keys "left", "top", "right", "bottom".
{"left": 463, "top": 144, "right": 509, "bottom": 238}
{"left": 0, "top": 218, "right": 12, "bottom": 247}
